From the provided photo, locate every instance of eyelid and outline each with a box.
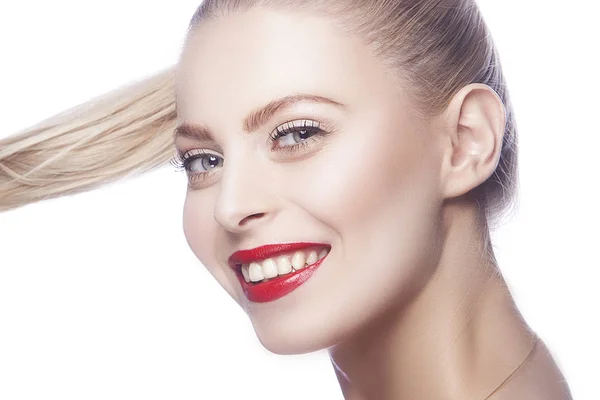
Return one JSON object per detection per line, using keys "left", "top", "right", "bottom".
{"left": 170, "top": 148, "right": 223, "bottom": 176}
{"left": 272, "top": 115, "right": 340, "bottom": 138}
{"left": 269, "top": 119, "right": 323, "bottom": 141}
{"left": 181, "top": 148, "right": 222, "bottom": 159}
{"left": 173, "top": 116, "right": 336, "bottom": 163}
{"left": 268, "top": 121, "right": 336, "bottom": 163}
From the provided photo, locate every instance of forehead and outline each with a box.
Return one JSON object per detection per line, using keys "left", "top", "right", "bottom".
{"left": 175, "top": 7, "right": 394, "bottom": 121}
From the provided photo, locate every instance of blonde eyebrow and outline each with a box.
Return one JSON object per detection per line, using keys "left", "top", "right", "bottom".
{"left": 173, "top": 93, "right": 346, "bottom": 142}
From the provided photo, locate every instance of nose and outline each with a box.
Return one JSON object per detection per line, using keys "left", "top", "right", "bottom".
{"left": 213, "top": 152, "right": 277, "bottom": 233}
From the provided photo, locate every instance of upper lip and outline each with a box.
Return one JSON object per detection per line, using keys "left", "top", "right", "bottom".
{"left": 228, "top": 242, "right": 329, "bottom": 268}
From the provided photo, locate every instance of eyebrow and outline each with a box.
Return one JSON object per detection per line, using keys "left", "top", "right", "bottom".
{"left": 173, "top": 94, "right": 346, "bottom": 143}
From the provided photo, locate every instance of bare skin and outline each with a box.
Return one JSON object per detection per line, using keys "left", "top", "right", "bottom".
{"left": 329, "top": 199, "right": 573, "bottom": 400}
{"left": 174, "top": 7, "right": 573, "bottom": 399}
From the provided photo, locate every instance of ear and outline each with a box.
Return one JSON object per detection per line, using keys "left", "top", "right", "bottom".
{"left": 439, "top": 83, "right": 506, "bottom": 199}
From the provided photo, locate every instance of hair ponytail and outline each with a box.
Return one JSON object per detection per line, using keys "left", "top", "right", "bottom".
{"left": 0, "top": 67, "right": 177, "bottom": 212}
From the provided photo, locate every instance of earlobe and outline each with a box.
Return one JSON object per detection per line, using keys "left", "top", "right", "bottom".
{"left": 440, "top": 83, "right": 506, "bottom": 200}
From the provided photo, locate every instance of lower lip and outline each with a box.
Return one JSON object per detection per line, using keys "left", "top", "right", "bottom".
{"left": 236, "top": 256, "right": 327, "bottom": 303}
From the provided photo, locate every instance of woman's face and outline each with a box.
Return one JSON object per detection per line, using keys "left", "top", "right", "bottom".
{"left": 175, "top": 7, "right": 446, "bottom": 354}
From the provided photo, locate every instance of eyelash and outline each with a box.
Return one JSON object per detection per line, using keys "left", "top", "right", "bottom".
{"left": 170, "top": 119, "right": 330, "bottom": 184}
{"left": 269, "top": 119, "right": 327, "bottom": 153}
{"left": 170, "top": 149, "right": 220, "bottom": 185}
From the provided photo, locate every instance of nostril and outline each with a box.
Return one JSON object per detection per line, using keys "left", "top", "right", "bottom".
{"left": 239, "top": 212, "right": 265, "bottom": 226}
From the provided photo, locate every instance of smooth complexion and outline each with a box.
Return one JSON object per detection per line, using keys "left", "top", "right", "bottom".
{"left": 174, "top": 7, "right": 571, "bottom": 400}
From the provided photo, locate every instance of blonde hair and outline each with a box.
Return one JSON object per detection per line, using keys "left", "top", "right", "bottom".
{"left": 0, "top": 0, "right": 517, "bottom": 229}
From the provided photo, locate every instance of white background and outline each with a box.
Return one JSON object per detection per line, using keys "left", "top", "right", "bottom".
{"left": 0, "top": 1, "right": 598, "bottom": 399}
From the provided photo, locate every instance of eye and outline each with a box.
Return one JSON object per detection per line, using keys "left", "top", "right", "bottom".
{"left": 170, "top": 149, "right": 223, "bottom": 185}
{"left": 269, "top": 119, "right": 329, "bottom": 151}
{"left": 184, "top": 151, "right": 223, "bottom": 173}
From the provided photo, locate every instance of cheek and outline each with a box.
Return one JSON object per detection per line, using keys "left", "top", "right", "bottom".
{"left": 276, "top": 114, "right": 442, "bottom": 298}
{"left": 182, "top": 194, "right": 212, "bottom": 257}
{"left": 281, "top": 114, "right": 435, "bottom": 227}
{"left": 182, "top": 192, "right": 236, "bottom": 295}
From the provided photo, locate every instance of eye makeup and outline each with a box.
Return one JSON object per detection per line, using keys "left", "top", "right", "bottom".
{"left": 170, "top": 149, "right": 224, "bottom": 186}
{"left": 171, "top": 118, "right": 334, "bottom": 187}
{"left": 268, "top": 119, "right": 329, "bottom": 153}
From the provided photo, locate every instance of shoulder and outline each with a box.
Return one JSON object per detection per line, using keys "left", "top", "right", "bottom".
{"left": 489, "top": 336, "right": 573, "bottom": 400}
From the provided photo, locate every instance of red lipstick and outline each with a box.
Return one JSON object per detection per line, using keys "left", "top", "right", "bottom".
{"left": 228, "top": 242, "right": 329, "bottom": 303}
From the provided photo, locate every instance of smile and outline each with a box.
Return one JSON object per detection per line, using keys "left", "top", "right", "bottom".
{"left": 228, "top": 242, "right": 330, "bottom": 303}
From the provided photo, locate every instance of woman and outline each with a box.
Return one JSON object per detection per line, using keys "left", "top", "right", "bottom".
{"left": 0, "top": 0, "right": 575, "bottom": 398}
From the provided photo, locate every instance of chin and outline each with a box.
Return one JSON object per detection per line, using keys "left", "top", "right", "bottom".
{"left": 254, "top": 331, "right": 336, "bottom": 356}
{"left": 248, "top": 312, "right": 345, "bottom": 355}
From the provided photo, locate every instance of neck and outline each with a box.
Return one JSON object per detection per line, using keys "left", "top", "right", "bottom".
{"left": 327, "top": 200, "right": 536, "bottom": 400}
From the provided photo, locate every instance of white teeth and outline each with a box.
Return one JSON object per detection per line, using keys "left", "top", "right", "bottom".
{"left": 240, "top": 247, "right": 330, "bottom": 283}
{"left": 261, "top": 258, "right": 278, "bottom": 279}
{"left": 276, "top": 256, "right": 292, "bottom": 274}
{"left": 248, "top": 262, "right": 264, "bottom": 282}
{"left": 306, "top": 250, "right": 318, "bottom": 266}
{"left": 291, "top": 251, "right": 307, "bottom": 270}
{"left": 318, "top": 248, "right": 329, "bottom": 259}
{"left": 241, "top": 264, "right": 250, "bottom": 283}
